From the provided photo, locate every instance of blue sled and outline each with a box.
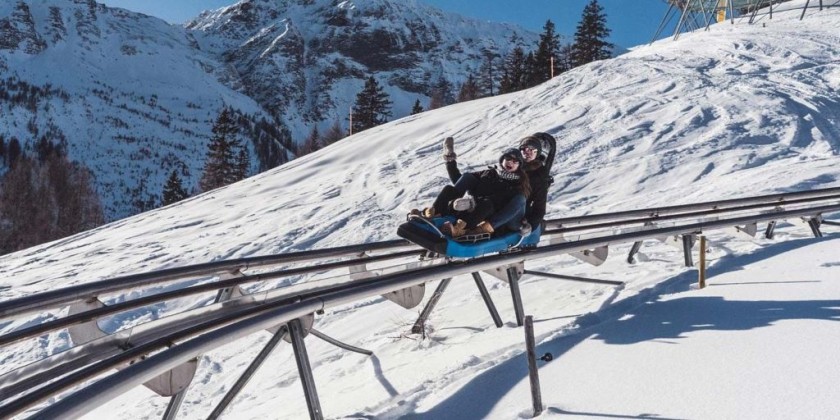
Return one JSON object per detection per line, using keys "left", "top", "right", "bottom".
{"left": 397, "top": 215, "right": 541, "bottom": 258}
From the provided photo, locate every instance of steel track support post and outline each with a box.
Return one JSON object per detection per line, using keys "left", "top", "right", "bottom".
{"left": 673, "top": 0, "right": 691, "bottom": 40}
{"left": 765, "top": 220, "right": 777, "bottom": 239}
{"left": 207, "top": 327, "right": 288, "bottom": 420}
{"left": 808, "top": 218, "right": 823, "bottom": 238}
{"left": 627, "top": 240, "right": 643, "bottom": 264}
{"left": 162, "top": 388, "right": 187, "bottom": 420}
{"left": 169, "top": 280, "right": 240, "bottom": 419}
{"left": 289, "top": 318, "right": 323, "bottom": 420}
{"left": 753, "top": 0, "right": 765, "bottom": 21}
{"left": 682, "top": 234, "right": 695, "bottom": 267}
{"left": 524, "top": 316, "right": 543, "bottom": 417}
{"left": 507, "top": 267, "right": 525, "bottom": 327}
{"left": 729, "top": 0, "right": 735, "bottom": 24}
{"left": 411, "top": 278, "right": 452, "bottom": 335}
{"left": 651, "top": 3, "right": 675, "bottom": 44}
{"left": 472, "top": 272, "right": 503, "bottom": 328}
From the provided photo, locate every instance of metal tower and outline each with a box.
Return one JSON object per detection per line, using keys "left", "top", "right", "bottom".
{"left": 652, "top": 0, "right": 838, "bottom": 42}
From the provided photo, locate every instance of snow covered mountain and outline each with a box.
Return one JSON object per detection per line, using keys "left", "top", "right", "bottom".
{"left": 185, "top": 0, "right": 539, "bottom": 135}
{"left": 1, "top": 1, "right": 839, "bottom": 418}
{"left": 0, "top": 0, "right": 538, "bottom": 219}
{"left": 0, "top": 0, "right": 293, "bottom": 219}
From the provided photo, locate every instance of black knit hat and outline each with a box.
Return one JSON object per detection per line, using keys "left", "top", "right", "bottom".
{"left": 499, "top": 148, "right": 524, "bottom": 167}
{"left": 518, "top": 136, "right": 543, "bottom": 155}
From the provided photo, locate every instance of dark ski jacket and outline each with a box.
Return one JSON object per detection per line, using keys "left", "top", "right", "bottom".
{"left": 447, "top": 160, "right": 549, "bottom": 227}
{"left": 465, "top": 166, "right": 526, "bottom": 210}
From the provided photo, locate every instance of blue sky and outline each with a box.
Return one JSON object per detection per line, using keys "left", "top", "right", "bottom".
{"left": 99, "top": 0, "right": 672, "bottom": 48}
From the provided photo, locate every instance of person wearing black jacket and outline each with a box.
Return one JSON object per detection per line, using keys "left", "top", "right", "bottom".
{"left": 443, "top": 134, "right": 553, "bottom": 236}
{"left": 413, "top": 148, "right": 530, "bottom": 238}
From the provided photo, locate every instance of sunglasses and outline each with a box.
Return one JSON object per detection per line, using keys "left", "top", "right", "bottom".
{"left": 520, "top": 146, "right": 538, "bottom": 153}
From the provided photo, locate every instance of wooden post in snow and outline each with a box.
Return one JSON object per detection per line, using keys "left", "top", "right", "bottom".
{"left": 698, "top": 236, "right": 707, "bottom": 288}
{"left": 550, "top": 56, "right": 555, "bottom": 78}
{"left": 524, "top": 315, "right": 543, "bottom": 416}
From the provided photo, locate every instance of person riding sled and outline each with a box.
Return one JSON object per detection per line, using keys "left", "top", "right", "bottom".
{"left": 411, "top": 148, "right": 530, "bottom": 238}
{"left": 441, "top": 133, "right": 554, "bottom": 237}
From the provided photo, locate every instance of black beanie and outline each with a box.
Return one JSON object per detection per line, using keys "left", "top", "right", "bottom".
{"left": 518, "top": 136, "right": 543, "bottom": 155}
{"left": 499, "top": 148, "right": 524, "bottom": 167}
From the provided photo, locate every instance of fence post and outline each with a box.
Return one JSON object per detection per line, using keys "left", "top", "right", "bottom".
{"left": 524, "top": 316, "right": 543, "bottom": 417}
{"left": 698, "top": 236, "right": 707, "bottom": 289}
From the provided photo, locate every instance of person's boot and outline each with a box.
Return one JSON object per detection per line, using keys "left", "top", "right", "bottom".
{"left": 464, "top": 221, "right": 494, "bottom": 237}
{"left": 442, "top": 219, "right": 467, "bottom": 237}
{"left": 442, "top": 136, "right": 456, "bottom": 162}
{"left": 423, "top": 207, "right": 439, "bottom": 218}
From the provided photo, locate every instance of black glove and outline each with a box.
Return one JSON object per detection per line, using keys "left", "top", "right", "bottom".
{"left": 519, "top": 220, "right": 532, "bottom": 236}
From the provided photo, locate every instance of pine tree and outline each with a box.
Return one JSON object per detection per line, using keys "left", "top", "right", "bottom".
{"left": 298, "top": 125, "right": 322, "bottom": 156}
{"left": 199, "top": 107, "right": 245, "bottom": 192}
{"left": 410, "top": 99, "right": 424, "bottom": 115}
{"left": 557, "top": 43, "right": 574, "bottom": 73}
{"left": 457, "top": 74, "right": 481, "bottom": 102}
{"left": 162, "top": 170, "right": 189, "bottom": 206}
{"left": 7, "top": 137, "right": 21, "bottom": 167}
{"left": 351, "top": 76, "right": 392, "bottom": 134}
{"left": 322, "top": 119, "right": 345, "bottom": 145}
{"left": 428, "top": 76, "right": 454, "bottom": 110}
{"left": 571, "top": 0, "right": 613, "bottom": 67}
{"left": 523, "top": 51, "right": 542, "bottom": 89}
{"left": 500, "top": 46, "right": 528, "bottom": 94}
{"left": 235, "top": 147, "right": 250, "bottom": 180}
{"left": 534, "top": 20, "right": 562, "bottom": 83}
{"left": 0, "top": 154, "right": 103, "bottom": 255}
{"left": 478, "top": 49, "right": 499, "bottom": 96}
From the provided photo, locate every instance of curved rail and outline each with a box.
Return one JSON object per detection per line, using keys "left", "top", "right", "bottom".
{"left": 3, "top": 187, "right": 840, "bottom": 323}
{"left": 3, "top": 200, "right": 839, "bottom": 418}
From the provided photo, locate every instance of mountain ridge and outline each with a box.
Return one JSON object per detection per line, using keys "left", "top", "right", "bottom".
{"left": 0, "top": 0, "right": 539, "bottom": 219}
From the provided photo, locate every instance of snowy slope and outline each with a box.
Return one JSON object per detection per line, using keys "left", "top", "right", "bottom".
{"left": 1, "top": 1, "right": 839, "bottom": 418}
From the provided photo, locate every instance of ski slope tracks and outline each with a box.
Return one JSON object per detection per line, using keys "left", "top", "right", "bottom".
{"left": 1, "top": 1, "right": 839, "bottom": 418}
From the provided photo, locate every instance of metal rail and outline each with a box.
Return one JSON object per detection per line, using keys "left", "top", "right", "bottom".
{"left": 3, "top": 187, "right": 839, "bottom": 323}
{"left": 546, "top": 187, "right": 840, "bottom": 227}
{"left": 547, "top": 193, "right": 840, "bottom": 234}
{"left": 0, "top": 250, "right": 424, "bottom": 348}
{"left": 5, "top": 193, "right": 834, "bottom": 350}
{"left": 3, "top": 201, "right": 839, "bottom": 418}
{"left": 0, "top": 239, "right": 413, "bottom": 319}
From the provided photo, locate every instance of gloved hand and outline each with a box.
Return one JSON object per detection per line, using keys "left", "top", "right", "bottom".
{"left": 442, "top": 136, "right": 456, "bottom": 162}
{"left": 451, "top": 196, "right": 475, "bottom": 212}
{"left": 519, "top": 220, "right": 532, "bottom": 236}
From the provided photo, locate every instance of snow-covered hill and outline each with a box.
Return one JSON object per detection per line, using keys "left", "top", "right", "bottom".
{"left": 186, "top": 0, "right": 539, "bottom": 135}
{"left": 1, "top": 1, "right": 839, "bottom": 418}
{"left": 0, "top": 0, "right": 538, "bottom": 219}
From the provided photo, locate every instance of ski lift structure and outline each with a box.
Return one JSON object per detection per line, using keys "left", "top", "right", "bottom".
{"left": 652, "top": 0, "right": 839, "bottom": 42}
